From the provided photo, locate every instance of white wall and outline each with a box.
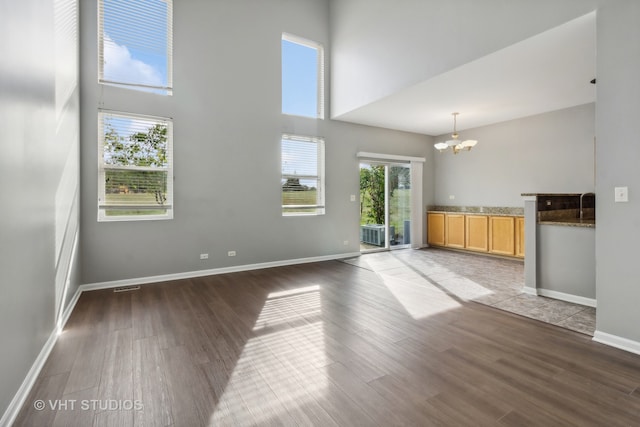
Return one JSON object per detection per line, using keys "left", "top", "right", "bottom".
{"left": 0, "top": 0, "right": 80, "bottom": 420}
{"left": 79, "top": 0, "right": 431, "bottom": 284}
{"left": 433, "top": 104, "right": 595, "bottom": 207}
{"left": 330, "top": 0, "right": 598, "bottom": 118}
{"left": 595, "top": 0, "right": 640, "bottom": 344}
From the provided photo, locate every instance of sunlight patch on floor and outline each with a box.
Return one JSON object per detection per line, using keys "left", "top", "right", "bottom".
{"left": 377, "top": 271, "right": 462, "bottom": 319}
{"left": 349, "top": 251, "right": 497, "bottom": 319}
{"left": 436, "top": 275, "right": 496, "bottom": 301}
{"left": 209, "top": 285, "right": 327, "bottom": 426}
{"left": 252, "top": 285, "right": 321, "bottom": 332}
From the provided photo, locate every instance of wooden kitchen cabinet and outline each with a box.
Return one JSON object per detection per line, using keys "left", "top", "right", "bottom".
{"left": 465, "top": 215, "right": 489, "bottom": 252}
{"left": 515, "top": 216, "right": 525, "bottom": 257}
{"left": 427, "top": 212, "right": 446, "bottom": 246}
{"left": 445, "top": 214, "right": 465, "bottom": 248}
{"left": 489, "top": 216, "right": 515, "bottom": 256}
{"left": 428, "top": 211, "right": 523, "bottom": 259}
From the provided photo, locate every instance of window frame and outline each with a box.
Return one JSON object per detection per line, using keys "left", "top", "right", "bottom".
{"left": 97, "top": 0, "right": 173, "bottom": 95}
{"left": 281, "top": 134, "right": 325, "bottom": 216}
{"left": 281, "top": 33, "right": 325, "bottom": 119}
{"left": 97, "top": 110, "right": 174, "bottom": 222}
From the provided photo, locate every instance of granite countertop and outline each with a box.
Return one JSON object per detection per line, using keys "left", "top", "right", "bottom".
{"left": 427, "top": 206, "right": 524, "bottom": 216}
{"left": 538, "top": 219, "right": 595, "bottom": 228}
{"left": 538, "top": 208, "right": 595, "bottom": 228}
{"left": 521, "top": 192, "right": 588, "bottom": 197}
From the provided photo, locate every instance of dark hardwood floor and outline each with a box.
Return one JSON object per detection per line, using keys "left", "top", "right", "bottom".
{"left": 14, "top": 249, "right": 640, "bottom": 426}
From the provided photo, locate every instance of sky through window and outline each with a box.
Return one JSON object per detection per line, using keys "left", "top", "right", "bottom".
{"left": 100, "top": 0, "right": 171, "bottom": 93}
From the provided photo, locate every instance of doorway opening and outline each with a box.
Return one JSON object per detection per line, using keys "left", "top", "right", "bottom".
{"left": 359, "top": 162, "right": 411, "bottom": 253}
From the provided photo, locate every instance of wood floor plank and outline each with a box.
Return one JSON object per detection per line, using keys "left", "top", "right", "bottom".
{"left": 200, "top": 359, "right": 248, "bottom": 426}
{"left": 13, "top": 372, "right": 69, "bottom": 427}
{"left": 62, "top": 330, "right": 108, "bottom": 395}
{"left": 98, "top": 328, "right": 133, "bottom": 404}
{"left": 104, "top": 291, "right": 133, "bottom": 332}
{"left": 38, "top": 329, "right": 84, "bottom": 378}
{"left": 226, "top": 341, "right": 309, "bottom": 426}
{"left": 52, "top": 386, "right": 98, "bottom": 427}
{"left": 93, "top": 406, "right": 133, "bottom": 427}
{"left": 161, "top": 345, "right": 218, "bottom": 427}
{"left": 133, "top": 336, "right": 172, "bottom": 427}
{"left": 130, "top": 285, "right": 160, "bottom": 340}
{"left": 325, "top": 361, "right": 415, "bottom": 426}
{"left": 497, "top": 408, "right": 573, "bottom": 427}
{"left": 307, "top": 374, "right": 380, "bottom": 426}
{"left": 367, "top": 374, "right": 441, "bottom": 426}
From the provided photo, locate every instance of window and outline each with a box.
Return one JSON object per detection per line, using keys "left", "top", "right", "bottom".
{"left": 98, "top": 111, "right": 173, "bottom": 221}
{"left": 98, "top": 0, "right": 173, "bottom": 95}
{"left": 282, "top": 33, "right": 324, "bottom": 118}
{"left": 281, "top": 135, "right": 325, "bottom": 216}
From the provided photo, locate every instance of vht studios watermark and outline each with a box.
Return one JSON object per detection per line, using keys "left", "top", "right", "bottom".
{"left": 33, "top": 399, "right": 143, "bottom": 411}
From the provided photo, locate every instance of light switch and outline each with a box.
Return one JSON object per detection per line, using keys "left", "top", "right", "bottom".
{"left": 350, "top": 194, "right": 356, "bottom": 202}
{"left": 615, "top": 186, "right": 629, "bottom": 202}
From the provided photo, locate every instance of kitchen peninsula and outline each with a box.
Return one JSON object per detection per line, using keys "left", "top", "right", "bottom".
{"left": 521, "top": 193, "right": 596, "bottom": 307}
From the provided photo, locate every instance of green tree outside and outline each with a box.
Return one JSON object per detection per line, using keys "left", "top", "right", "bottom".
{"left": 102, "top": 120, "right": 169, "bottom": 216}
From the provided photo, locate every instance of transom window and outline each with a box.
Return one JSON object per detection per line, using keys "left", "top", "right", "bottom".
{"left": 98, "top": 0, "right": 173, "bottom": 95}
{"left": 281, "top": 33, "right": 324, "bottom": 119}
{"left": 281, "top": 134, "right": 325, "bottom": 216}
{"left": 98, "top": 111, "right": 173, "bottom": 221}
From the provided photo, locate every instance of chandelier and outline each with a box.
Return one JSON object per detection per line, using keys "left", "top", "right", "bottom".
{"left": 434, "top": 112, "right": 478, "bottom": 154}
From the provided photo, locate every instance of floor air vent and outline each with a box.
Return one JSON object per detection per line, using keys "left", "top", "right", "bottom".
{"left": 113, "top": 285, "right": 140, "bottom": 293}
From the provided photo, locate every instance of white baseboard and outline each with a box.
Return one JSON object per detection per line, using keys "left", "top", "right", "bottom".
{"left": 522, "top": 287, "right": 537, "bottom": 296}
{"left": 593, "top": 331, "right": 640, "bottom": 355}
{"left": 0, "top": 288, "right": 82, "bottom": 427}
{"left": 58, "top": 287, "right": 82, "bottom": 330}
{"left": 81, "top": 251, "right": 361, "bottom": 292}
{"left": 535, "top": 288, "right": 597, "bottom": 307}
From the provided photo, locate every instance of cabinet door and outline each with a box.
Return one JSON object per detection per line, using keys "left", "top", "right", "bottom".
{"left": 489, "top": 216, "right": 515, "bottom": 255}
{"left": 515, "top": 217, "right": 525, "bottom": 257}
{"left": 445, "top": 214, "right": 465, "bottom": 248}
{"left": 427, "top": 213, "right": 445, "bottom": 246}
{"left": 465, "top": 215, "right": 488, "bottom": 252}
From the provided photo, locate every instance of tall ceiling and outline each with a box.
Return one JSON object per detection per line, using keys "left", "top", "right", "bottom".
{"left": 332, "top": 12, "right": 596, "bottom": 137}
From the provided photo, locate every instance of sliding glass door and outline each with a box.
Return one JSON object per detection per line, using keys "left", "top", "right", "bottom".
{"left": 389, "top": 164, "right": 411, "bottom": 248}
{"left": 359, "top": 162, "right": 411, "bottom": 252}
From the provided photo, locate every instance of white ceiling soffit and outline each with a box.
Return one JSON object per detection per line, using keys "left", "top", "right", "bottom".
{"left": 332, "top": 11, "right": 596, "bottom": 136}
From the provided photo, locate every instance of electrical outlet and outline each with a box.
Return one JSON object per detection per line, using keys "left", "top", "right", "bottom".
{"left": 200, "top": 253, "right": 209, "bottom": 260}
{"left": 343, "top": 240, "right": 349, "bottom": 245}
{"left": 228, "top": 251, "right": 236, "bottom": 257}
{"left": 449, "top": 195, "right": 455, "bottom": 200}
{"left": 615, "top": 186, "right": 629, "bottom": 202}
